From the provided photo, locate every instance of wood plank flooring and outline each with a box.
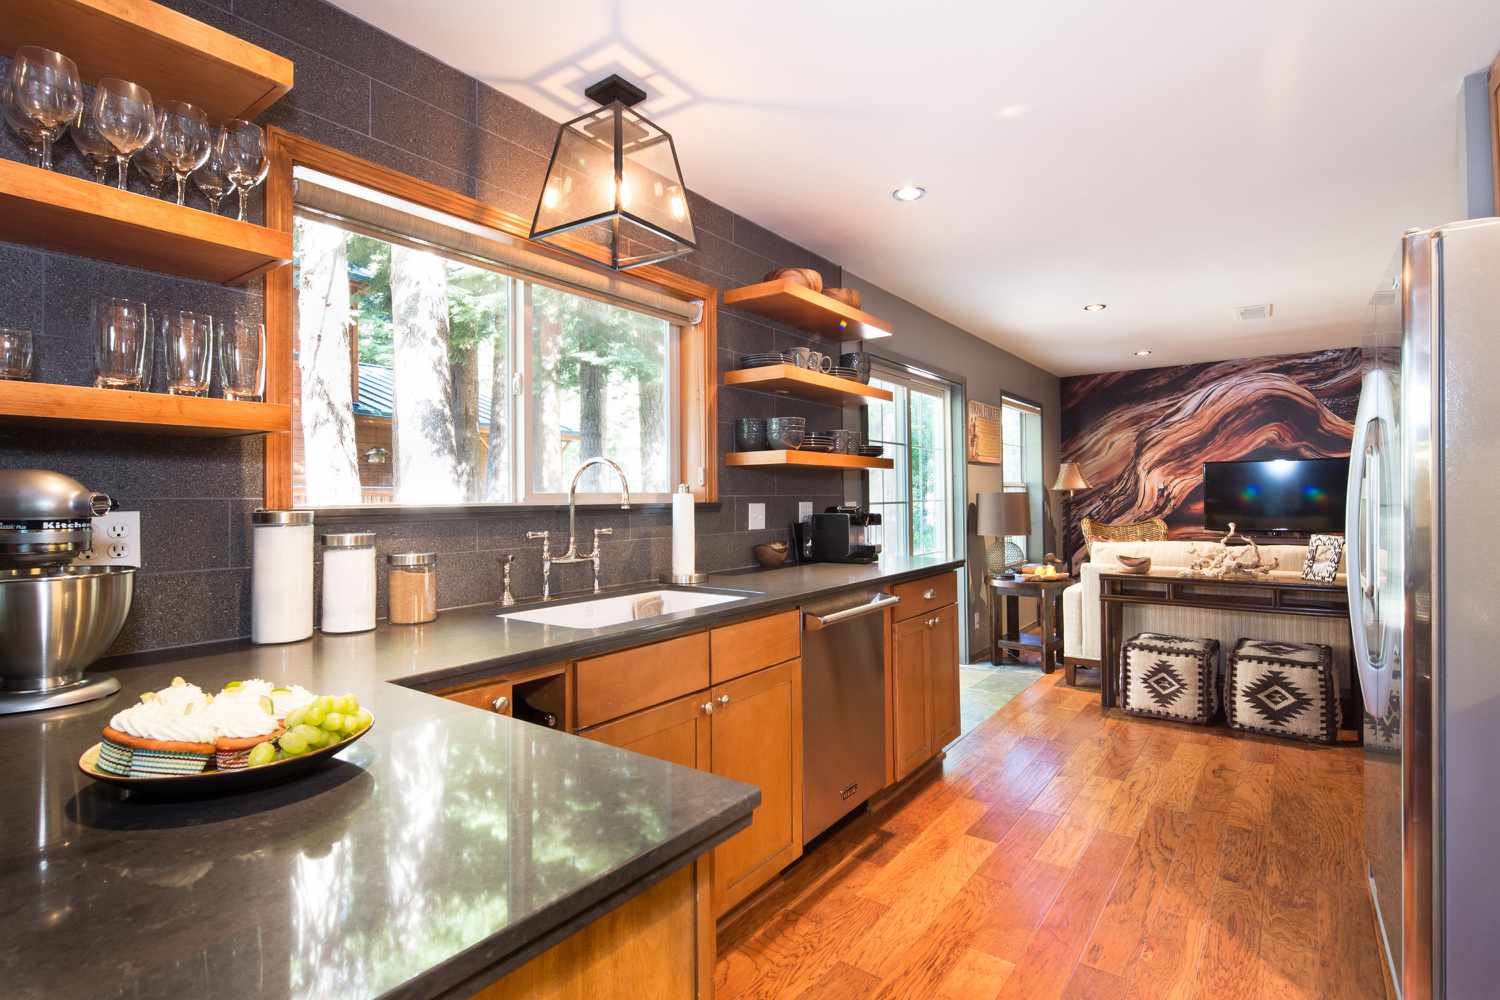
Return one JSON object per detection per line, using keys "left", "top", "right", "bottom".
{"left": 715, "top": 672, "right": 1389, "bottom": 1000}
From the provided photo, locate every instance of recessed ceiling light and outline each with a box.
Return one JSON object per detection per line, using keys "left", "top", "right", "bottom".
{"left": 1083, "top": 303, "right": 1107, "bottom": 312}
{"left": 999, "top": 104, "right": 1028, "bottom": 119}
{"left": 891, "top": 185, "right": 926, "bottom": 202}
{"left": 1134, "top": 349, "right": 1153, "bottom": 357}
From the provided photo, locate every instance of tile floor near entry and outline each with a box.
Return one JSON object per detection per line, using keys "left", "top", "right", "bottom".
{"left": 716, "top": 672, "right": 1388, "bottom": 1000}
{"left": 960, "top": 660, "right": 1044, "bottom": 735}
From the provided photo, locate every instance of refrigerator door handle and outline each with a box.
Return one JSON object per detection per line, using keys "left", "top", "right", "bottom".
{"left": 1346, "top": 369, "right": 1394, "bottom": 720}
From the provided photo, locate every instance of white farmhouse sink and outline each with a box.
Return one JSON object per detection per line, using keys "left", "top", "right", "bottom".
{"left": 498, "top": 590, "right": 746, "bottom": 630}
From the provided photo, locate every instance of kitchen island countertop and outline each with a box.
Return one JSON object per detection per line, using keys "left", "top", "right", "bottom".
{"left": 0, "top": 554, "right": 961, "bottom": 999}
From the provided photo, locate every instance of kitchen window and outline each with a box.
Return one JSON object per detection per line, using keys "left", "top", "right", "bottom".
{"left": 278, "top": 155, "right": 708, "bottom": 509}
{"left": 863, "top": 362, "right": 955, "bottom": 559}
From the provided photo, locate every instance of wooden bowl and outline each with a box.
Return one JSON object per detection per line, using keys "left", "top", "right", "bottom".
{"left": 764, "top": 267, "right": 824, "bottom": 294}
{"left": 753, "top": 542, "right": 790, "bottom": 569}
{"left": 1117, "top": 555, "right": 1153, "bottom": 574}
{"left": 824, "top": 287, "right": 861, "bottom": 308}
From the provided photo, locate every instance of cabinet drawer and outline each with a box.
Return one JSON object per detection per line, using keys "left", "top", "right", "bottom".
{"left": 576, "top": 632, "right": 711, "bottom": 729}
{"left": 710, "top": 610, "right": 800, "bottom": 684}
{"left": 446, "top": 679, "right": 513, "bottom": 715}
{"left": 890, "top": 572, "right": 957, "bottom": 622}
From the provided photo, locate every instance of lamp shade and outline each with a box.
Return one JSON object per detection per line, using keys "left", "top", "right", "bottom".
{"left": 530, "top": 75, "right": 696, "bottom": 271}
{"left": 977, "top": 491, "right": 1031, "bottom": 537}
{"left": 1051, "top": 462, "right": 1091, "bottom": 492}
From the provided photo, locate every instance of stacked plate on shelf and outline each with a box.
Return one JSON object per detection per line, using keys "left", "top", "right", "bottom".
{"left": 801, "top": 432, "right": 837, "bottom": 453}
{"left": 739, "top": 352, "right": 791, "bottom": 369}
{"left": 828, "top": 366, "right": 860, "bottom": 380}
{"left": 857, "top": 445, "right": 885, "bottom": 458}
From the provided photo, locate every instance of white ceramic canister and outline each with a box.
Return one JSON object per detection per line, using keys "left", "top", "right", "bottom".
{"left": 251, "top": 509, "right": 314, "bottom": 644}
{"left": 320, "top": 531, "right": 376, "bottom": 634}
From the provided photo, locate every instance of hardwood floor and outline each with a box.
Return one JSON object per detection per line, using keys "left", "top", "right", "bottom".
{"left": 715, "top": 672, "right": 1389, "bottom": 1000}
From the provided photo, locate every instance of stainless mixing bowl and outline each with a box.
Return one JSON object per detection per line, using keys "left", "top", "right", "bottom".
{"left": 0, "top": 566, "right": 135, "bottom": 692}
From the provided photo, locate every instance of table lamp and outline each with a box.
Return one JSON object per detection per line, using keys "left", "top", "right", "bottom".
{"left": 977, "top": 490, "right": 1031, "bottom": 579}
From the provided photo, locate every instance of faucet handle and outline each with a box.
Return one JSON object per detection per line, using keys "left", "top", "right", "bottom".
{"left": 594, "top": 527, "right": 614, "bottom": 538}
{"left": 501, "top": 553, "right": 514, "bottom": 566}
{"left": 525, "top": 530, "right": 549, "bottom": 542}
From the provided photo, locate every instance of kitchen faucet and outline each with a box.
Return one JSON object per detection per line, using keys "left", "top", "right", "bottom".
{"left": 525, "top": 457, "right": 632, "bottom": 597}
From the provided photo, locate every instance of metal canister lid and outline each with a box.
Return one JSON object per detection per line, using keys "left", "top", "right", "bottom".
{"left": 387, "top": 551, "right": 436, "bottom": 567}
{"left": 253, "top": 509, "right": 314, "bottom": 527}
{"left": 322, "top": 531, "right": 374, "bottom": 549}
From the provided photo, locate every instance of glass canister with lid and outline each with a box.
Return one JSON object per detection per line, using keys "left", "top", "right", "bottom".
{"left": 321, "top": 531, "right": 376, "bottom": 634}
{"left": 387, "top": 551, "right": 437, "bottom": 625}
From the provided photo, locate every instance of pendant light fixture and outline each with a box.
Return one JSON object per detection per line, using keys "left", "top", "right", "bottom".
{"left": 530, "top": 74, "right": 697, "bottom": 271}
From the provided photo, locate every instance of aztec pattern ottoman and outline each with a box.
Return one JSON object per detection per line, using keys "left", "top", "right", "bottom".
{"left": 1119, "top": 632, "right": 1222, "bottom": 724}
{"left": 1226, "top": 638, "right": 1340, "bottom": 744}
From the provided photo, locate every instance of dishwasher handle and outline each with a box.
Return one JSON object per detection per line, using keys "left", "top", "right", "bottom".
{"left": 803, "top": 593, "right": 902, "bottom": 630}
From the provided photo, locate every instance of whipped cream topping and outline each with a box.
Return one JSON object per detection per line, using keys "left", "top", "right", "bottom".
{"left": 201, "top": 697, "right": 280, "bottom": 739}
{"left": 218, "top": 678, "right": 274, "bottom": 702}
{"left": 152, "top": 679, "right": 210, "bottom": 715}
{"left": 109, "top": 699, "right": 219, "bottom": 744}
{"left": 270, "top": 685, "right": 315, "bottom": 717}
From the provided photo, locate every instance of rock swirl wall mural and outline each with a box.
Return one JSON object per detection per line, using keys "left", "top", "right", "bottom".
{"left": 1059, "top": 348, "right": 1363, "bottom": 563}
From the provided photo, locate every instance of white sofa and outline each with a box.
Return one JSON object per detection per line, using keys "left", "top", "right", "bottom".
{"left": 1062, "top": 539, "right": 1347, "bottom": 664}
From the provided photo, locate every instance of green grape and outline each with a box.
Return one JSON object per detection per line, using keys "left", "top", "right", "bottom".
{"left": 315, "top": 695, "right": 335, "bottom": 714}
{"left": 335, "top": 694, "right": 358, "bottom": 714}
{"left": 354, "top": 708, "right": 373, "bottom": 732}
{"left": 303, "top": 704, "right": 327, "bottom": 726}
{"left": 247, "top": 741, "right": 277, "bottom": 767}
{"left": 339, "top": 713, "right": 361, "bottom": 735}
{"left": 279, "top": 730, "right": 309, "bottom": 755}
{"left": 284, "top": 707, "right": 307, "bottom": 728}
{"left": 322, "top": 712, "right": 345, "bottom": 733}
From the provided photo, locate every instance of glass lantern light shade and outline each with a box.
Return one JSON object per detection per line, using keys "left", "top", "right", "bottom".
{"left": 530, "top": 77, "right": 696, "bottom": 271}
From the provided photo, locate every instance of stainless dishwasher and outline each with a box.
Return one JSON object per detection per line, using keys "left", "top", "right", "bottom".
{"left": 801, "top": 590, "right": 901, "bottom": 843}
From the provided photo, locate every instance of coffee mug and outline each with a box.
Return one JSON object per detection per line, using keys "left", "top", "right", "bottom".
{"left": 818, "top": 353, "right": 834, "bottom": 373}
{"left": 803, "top": 350, "right": 823, "bottom": 371}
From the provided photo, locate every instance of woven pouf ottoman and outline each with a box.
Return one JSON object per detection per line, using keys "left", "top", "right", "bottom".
{"left": 1118, "top": 632, "right": 1222, "bottom": 724}
{"left": 1226, "top": 638, "right": 1340, "bottom": 744}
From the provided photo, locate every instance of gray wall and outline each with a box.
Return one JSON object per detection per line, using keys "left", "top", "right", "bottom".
{"left": 0, "top": 0, "right": 1058, "bottom": 659}
{"left": 1461, "top": 68, "right": 1496, "bottom": 219}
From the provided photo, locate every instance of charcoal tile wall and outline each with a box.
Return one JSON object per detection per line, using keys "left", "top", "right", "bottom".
{"left": 0, "top": 0, "right": 857, "bottom": 655}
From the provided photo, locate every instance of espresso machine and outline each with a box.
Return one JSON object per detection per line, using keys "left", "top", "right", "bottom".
{"left": 799, "top": 503, "right": 882, "bottom": 564}
{"left": 0, "top": 470, "right": 132, "bottom": 714}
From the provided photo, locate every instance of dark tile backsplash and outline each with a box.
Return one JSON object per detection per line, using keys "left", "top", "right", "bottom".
{"left": 0, "top": 0, "right": 855, "bottom": 656}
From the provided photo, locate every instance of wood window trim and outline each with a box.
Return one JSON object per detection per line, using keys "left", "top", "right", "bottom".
{"left": 1490, "top": 48, "right": 1499, "bottom": 214}
{"left": 262, "top": 128, "right": 718, "bottom": 508}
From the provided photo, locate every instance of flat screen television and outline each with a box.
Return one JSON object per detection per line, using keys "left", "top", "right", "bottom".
{"left": 1202, "top": 458, "right": 1349, "bottom": 533}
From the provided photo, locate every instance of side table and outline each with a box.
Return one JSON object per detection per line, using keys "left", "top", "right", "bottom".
{"left": 988, "top": 575, "right": 1070, "bottom": 674}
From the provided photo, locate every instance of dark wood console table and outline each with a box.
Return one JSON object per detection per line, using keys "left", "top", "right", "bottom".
{"left": 1098, "top": 570, "right": 1351, "bottom": 711}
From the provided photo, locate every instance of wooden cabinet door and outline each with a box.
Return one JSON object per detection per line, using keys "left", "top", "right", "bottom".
{"left": 891, "top": 613, "right": 932, "bottom": 781}
{"left": 579, "top": 692, "right": 710, "bottom": 771}
{"left": 446, "top": 679, "right": 513, "bottom": 716}
{"left": 928, "top": 604, "right": 961, "bottom": 750}
{"left": 709, "top": 658, "right": 803, "bottom": 916}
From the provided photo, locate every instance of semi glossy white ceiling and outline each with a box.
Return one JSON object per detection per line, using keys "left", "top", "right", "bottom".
{"left": 331, "top": 0, "right": 1500, "bottom": 375}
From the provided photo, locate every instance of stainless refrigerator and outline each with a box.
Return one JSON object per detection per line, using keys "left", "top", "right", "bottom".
{"left": 1347, "top": 217, "right": 1500, "bottom": 1000}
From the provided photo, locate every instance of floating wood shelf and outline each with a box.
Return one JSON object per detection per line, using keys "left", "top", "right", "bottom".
{"left": 722, "top": 279, "right": 893, "bottom": 340}
{"left": 725, "top": 450, "right": 894, "bottom": 470}
{"left": 0, "top": 159, "right": 292, "bottom": 285}
{"left": 0, "top": 0, "right": 294, "bottom": 121}
{"left": 0, "top": 382, "right": 290, "bottom": 437}
{"left": 723, "top": 365, "right": 893, "bottom": 405}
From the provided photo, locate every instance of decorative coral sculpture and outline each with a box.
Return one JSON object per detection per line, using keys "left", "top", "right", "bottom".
{"left": 1178, "top": 541, "right": 1273, "bottom": 580}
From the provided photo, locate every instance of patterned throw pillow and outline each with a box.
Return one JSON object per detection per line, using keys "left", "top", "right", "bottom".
{"left": 1301, "top": 533, "right": 1344, "bottom": 583}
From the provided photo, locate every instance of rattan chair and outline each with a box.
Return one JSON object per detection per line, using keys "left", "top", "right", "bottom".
{"left": 1080, "top": 516, "right": 1169, "bottom": 544}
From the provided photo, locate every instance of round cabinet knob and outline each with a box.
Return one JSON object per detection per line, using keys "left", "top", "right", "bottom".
{"left": 718, "top": 694, "right": 731, "bottom": 706}
{"left": 492, "top": 696, "right": 509, "bottom": 712}
{"left": 701, "top": 701, "right": 715, "bottom": 715}
{"left": 923, "top": 588, "right": 936, "bottom": 599}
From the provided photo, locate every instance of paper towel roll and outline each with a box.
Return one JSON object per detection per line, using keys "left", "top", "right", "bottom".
{"left": 672, "top": 484, "right": 695, "bottom": 578}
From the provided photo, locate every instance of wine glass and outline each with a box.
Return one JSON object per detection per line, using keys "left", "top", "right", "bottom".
{"left": 156, "top": 100, "right": 211, "bottom": 205}
{"left": 91, "top": 79, "right": 155, "bottom": 191}
{"left": 5, "top": 47, "right": 82, "bottom": 170}
{"left": 133, "top": 113, "right": 171, "bottom": 197}
{"left": 2, "top": 79, "right": 48, "bottom": 167}
{"left": 192, "top": 137, "right": 236, "bottom": 214}
{"left": 70, "top": 104, "right": 116, "bottom": 184}
{"left": 219, "top": 119, "right": 269, "bottom": 222}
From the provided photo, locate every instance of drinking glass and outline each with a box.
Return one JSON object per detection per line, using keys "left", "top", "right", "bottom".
{"left": 91, "top": 79, "right": 155, "bottom": 191}
{"left": 0, "top": 327, "right": 34, "bottom": 381}
{"left": 218, "top": 315, "right": 265, "bottom": 401}
{"left": 93, "top": 298, "right": 150, "bottom": 389}
{"left": 5, "top": 47, "right": 81, "bottom": 170}
{"left": 70, "top": 105, "right": 116, "bottom": 184}
{"left": 161, "top": 310, "right": 214, "bottom": 396}
{"left": 3, "top": 80, "right": 48, "bottom": 166}
{"left": 133, "top": 116, "right": 171, "bottom": 198}
{"left": 192, "top": 137, "right": 236, "bottom": 214}
{"left": 219, "top": 119, "right": 269, "bottom": 221}
{"left": 157, "top": 100, "right": 211, "bottom": 205}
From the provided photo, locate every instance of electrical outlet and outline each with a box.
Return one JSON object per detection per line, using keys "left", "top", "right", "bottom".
{"left": 798, "top": 501, "right": 813, "bottom": 521}
{"left": 974, "top": 612, "right": 981, "bottom": 630}
{"left": 75, "top": 511, "right": 141, "bottom": 568}
{"left": 747, "top": 502, "right": 765, "bottom": 530}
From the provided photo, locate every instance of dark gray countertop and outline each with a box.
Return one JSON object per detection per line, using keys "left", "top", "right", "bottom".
{"left": 0, "top": 555, "right": 960, "bottom": 1000}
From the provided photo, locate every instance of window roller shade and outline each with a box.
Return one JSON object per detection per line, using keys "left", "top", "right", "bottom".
{"left": 293, "top": 176, "right": 702, "bottom": 327}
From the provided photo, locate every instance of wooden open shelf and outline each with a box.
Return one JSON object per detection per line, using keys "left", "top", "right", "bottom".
{"left": 726, "top": 450, "right": 894, "bottom": 470}
{"left": 723, "top": 364, "right": 893, "bottom": 405}
{"left": 722, "top": 278, "right": 893, "bottom": 340}
{"left": 0, "top": 159, "right": 292, "bottom": 285}
{"left": 0, "top": 0, "right": 294, "bottom": 121}
{"left": 0, "top": 381, "right": 290, "bottom": 437}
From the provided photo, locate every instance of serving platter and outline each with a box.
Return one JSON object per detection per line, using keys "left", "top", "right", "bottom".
{"left": 78, "top": 713, "right": 373, "bottom": 796}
